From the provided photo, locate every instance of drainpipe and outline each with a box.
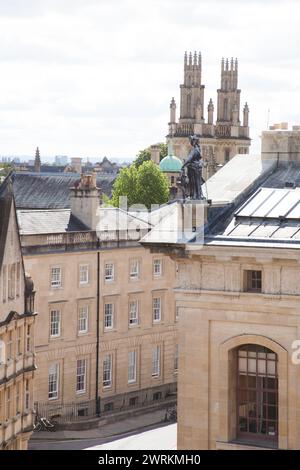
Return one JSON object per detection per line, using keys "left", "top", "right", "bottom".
{"left": 95, "top": 247, "right": 100, "bottom": 416}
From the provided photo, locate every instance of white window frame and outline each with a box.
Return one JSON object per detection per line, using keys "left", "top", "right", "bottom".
{"left": 79, "top": 264, "right": 89, "bottom": 285}
{"left": 103, "top": 355, "right": 112, "bottom": 388}
{"left": 50, "top": 309, "right": 61, "bottom": 338}
{"left": 152, "top": 346, "right": 160, "bottom": 377}
{"left": 153, "top": 259, "right": 162, "bottom": 277}
{"left": 129, "top": 260, "right": 139, "bottom": 280}
{"left": 76, "top": 359, "right": 87, "bottom": 394}
{"left": 51, "top": 266, "right": 62, "bottom": 289}
{"left": 104, "top": 303, "right": 114, "bottom": 330}
{"left": 153, "top": 297, "right": 162, "bottom": 323}
{"left": 128, "top": 350, "right": 137, "bottom": 384}
{"left": 48, "top": 364, "right": 59, "bottom": 400}
{"left": 78, "top": 305, "right": 89, "bottom": 334}
{"left": 105, "top": 263, "right": 115, "bottom": 282}
{"left": 129, "top": 300, "right": 138, "bottom": 326}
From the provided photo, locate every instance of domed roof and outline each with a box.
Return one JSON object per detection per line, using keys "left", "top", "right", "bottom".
{"left": 159, "top": 154, "right": 182, "bottom": 173}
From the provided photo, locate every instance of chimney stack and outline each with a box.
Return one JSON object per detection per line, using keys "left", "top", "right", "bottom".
{"left": 70, "top": 172, "right": 101, "bottom": 230}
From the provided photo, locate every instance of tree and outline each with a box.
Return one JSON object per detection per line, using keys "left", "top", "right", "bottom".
{"left": 0, "top": 163, "right": 13, "bottom": 176}
{"left": 136, "top": 161, "right": 169, "bottom": 209}
{"left": 111, "top": 160, "right": 169, "bottom": 209}
{"left": 133, "top": 143, "right": 168, "bottom": 168}
{"left": 111, "top": 165, "right": 138, "bottom": 208}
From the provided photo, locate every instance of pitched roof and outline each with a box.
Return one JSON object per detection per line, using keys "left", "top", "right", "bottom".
{"left": 17, "top": 209, "right": 89, "bottom": 235}
{"left": 0, "top": 175, "right": 14, "bottom": 266}
{"left": 12, "top": 172, "right": 115, "bottom": 209}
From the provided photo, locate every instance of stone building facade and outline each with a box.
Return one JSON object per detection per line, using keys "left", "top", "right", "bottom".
{"left": 16, "top": 174, "right": 178, "bottom": 420}
{"left": 143, "top": 126, "right": 300, "bottom": 450}
{"left": 0, "top": 177, "right": 36, "bottom": 450}
{"left": 163, "top": 52, "right": 250, "bottom": 178}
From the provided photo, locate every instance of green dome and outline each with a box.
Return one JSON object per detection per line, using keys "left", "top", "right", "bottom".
{"left": 159, "top": 154, "right": 182, "bottom": 173}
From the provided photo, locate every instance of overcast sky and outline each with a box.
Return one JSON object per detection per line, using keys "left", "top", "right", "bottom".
{"left": 0, "top": 0, "right": 299, "bottom": 161}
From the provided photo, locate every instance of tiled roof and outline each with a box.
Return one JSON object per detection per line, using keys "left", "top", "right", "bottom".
{"left": 12, "top": 172, "right": 115, "bottom": 209}
{"left": 17, "top": 209, "right": 89, "bottom": 235}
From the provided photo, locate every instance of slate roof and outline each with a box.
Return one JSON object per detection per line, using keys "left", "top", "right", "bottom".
{"left": 17, "top": 209, "right": 89, "bottom": 235}
{"left": 0, "top": 175, "right": 13, "bottom": 266}
{"left": 17, "top": 207, "right": 151, "bottom": 236}
{"left": 12, "top": 172, "right": 115, "bottom": 210}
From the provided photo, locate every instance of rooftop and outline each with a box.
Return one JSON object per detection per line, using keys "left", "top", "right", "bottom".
{"left": 17, "top": 209, "right": 88, "bottom": 235}
{"left": 142, "top": 129, "right": 300, "bottom": 250}
{"left": 12, "top": 172, "right": 115, "bottom": 209}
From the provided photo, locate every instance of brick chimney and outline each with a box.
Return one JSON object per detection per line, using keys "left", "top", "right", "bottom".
{"left": 70, "top": 172, "right": 101, "bottom": 229}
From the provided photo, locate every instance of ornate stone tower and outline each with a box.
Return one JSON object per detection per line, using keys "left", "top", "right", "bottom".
{"left": 164, "top": 53, "right": 251, "bottom": 176}
{"left": 34, "top": 147, "right": 41, "bottom": 173}
{"left": 180, "top": 51, "right": 204, "bottom": 122}
{"left": 217, "top": 58, "right": 240, "bottom": 123}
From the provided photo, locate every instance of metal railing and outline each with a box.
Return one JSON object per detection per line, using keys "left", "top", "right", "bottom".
{"left": 34, "top": 383, "right": 177, "bottom": 425}
{"left": 34, "top": 399, "right": 96, "bottom": 424}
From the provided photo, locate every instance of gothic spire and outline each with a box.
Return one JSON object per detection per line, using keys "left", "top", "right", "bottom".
{"left": 34, "top": 147, "right": 41, "bottom": 173}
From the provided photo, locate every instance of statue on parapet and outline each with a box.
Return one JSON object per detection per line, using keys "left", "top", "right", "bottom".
{"left": 181, "top": 135, "right": 205, "bottom": 200}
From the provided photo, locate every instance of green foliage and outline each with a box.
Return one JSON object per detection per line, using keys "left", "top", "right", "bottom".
{"left": 111, "top": 165, "right": 138, "bottom": 208}
{"left": 0, "top": 163, "right": 13, "bottom": 176}
{"left": 111, "top": 160, "right": 169, "bottom": 209}
{"left": 136, "top": 161, "right": 169, "bottom": 208}
{"left": 101, "top": 193, "right": 113, "bottom": 207}
{"left": 133, "top": 143, "right": 168, "bottom": 168}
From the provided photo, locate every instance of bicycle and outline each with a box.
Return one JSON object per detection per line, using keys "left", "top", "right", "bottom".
{"left": 33, "top": 416, "right": 57, "bottom": 432}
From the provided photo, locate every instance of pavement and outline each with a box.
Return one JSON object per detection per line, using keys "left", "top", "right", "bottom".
{"left": 85, "top": 423, "right": 177, "bottom": 451}
{"left": 30, "top": 408, "right": 170, "bottom": 442}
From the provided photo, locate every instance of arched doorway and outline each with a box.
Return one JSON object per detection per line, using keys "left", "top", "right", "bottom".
{"left": 236, "top": 344, "right": 278, "bottom": 447}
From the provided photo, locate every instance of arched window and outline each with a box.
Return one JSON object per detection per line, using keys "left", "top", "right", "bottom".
{"left": 224, "top": 148, "right": 230, "bottom": 162}
{"left": 237, "top": 344, "right": 278, "bottom": 447}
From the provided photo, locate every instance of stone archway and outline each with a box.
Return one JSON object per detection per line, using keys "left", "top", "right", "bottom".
{"left": 218, "top": 334, "right": 288, "bottom": 449}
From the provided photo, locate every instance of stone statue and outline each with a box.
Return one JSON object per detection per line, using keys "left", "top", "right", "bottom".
{"left": 181, "top": 135, "right": 204, "bottom": 200}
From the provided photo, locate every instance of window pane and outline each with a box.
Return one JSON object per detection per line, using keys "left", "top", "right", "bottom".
{"left": 76, "top": 359, "right": 86, "bottom": 392}
{"left": 105, "top": 263, "right": 114, "bottom": 281}
{"left": 237, "top": 344, "right": 278, "bottom": 445}
{"left": 103, "top": 355, "right": 112, "bottom": 387}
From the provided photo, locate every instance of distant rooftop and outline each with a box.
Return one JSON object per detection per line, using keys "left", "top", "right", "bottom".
{"left": 12, "top": 172, "right": 115, "bottom": 209}
{"left": 17, "top": 209, "right": 88, "bottom": 235}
